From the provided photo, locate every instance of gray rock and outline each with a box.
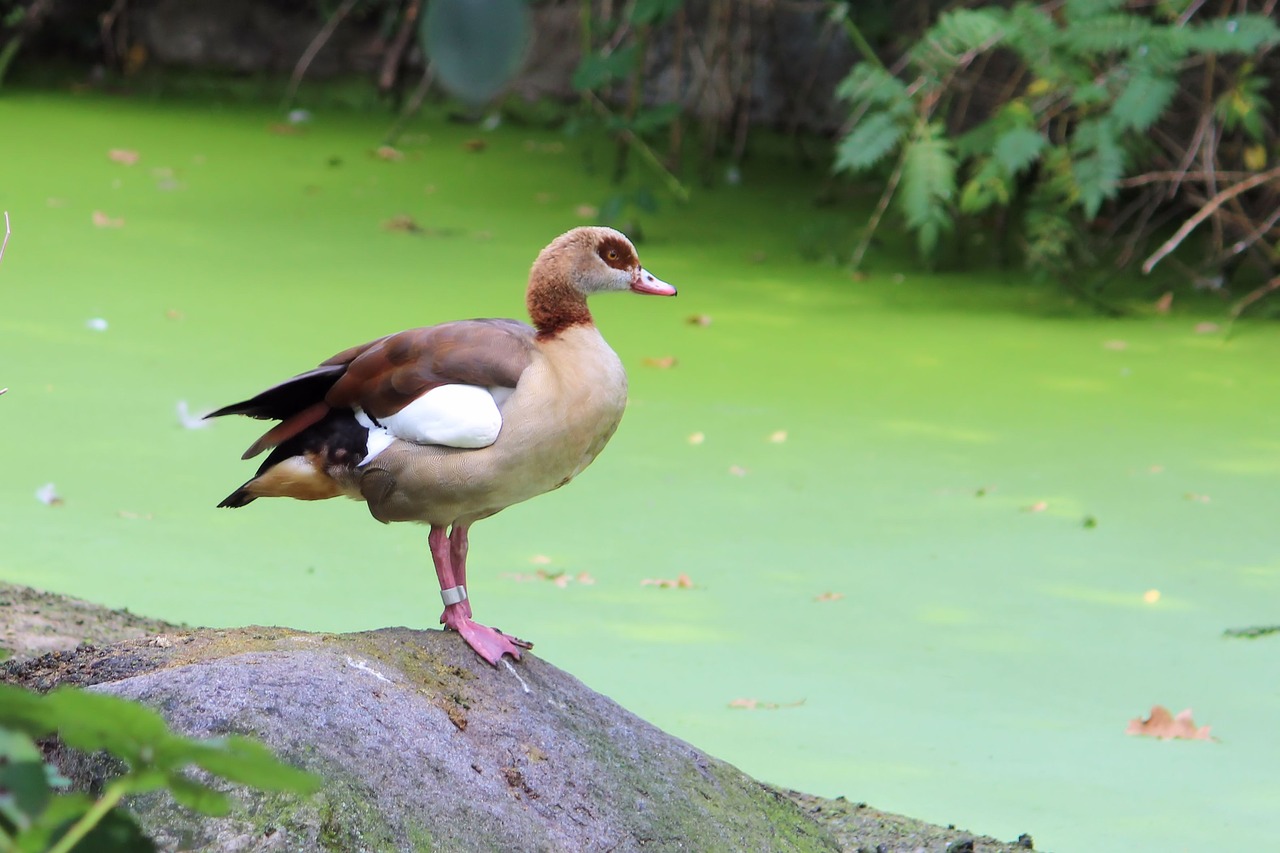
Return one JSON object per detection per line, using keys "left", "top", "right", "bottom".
{"left": 18, "top": 627, "right": 838, "bottom": 852}
{"left": 1, "top": 592, "right": 1036, "bottom": 852}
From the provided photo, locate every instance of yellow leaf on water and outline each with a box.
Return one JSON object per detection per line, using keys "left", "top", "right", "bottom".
{"left": 1024, "top": 500, "right": 1048, "bottom": 513}
{"left": 768, "top": 430, "right": 788, "bottom": 444}
{"left": 643, "top": 356, "right": 677, "bottom": 369}
{"left": 687, "top": 432, "right": 705, "bottom": 445}
{"left": 108, "top": 148, "right": 139, "bottom": 165}
{"left": 1142, "top": 589, "right": 1160, "bottom": 604}
{"left": 814, "top": 591, "right": 845, "bottom": 602}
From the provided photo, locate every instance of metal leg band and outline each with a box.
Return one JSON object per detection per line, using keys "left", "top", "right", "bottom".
{"left": 440, "top": 585, "right": 468, "bottom": 607}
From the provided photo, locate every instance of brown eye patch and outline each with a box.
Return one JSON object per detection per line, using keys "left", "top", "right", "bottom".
{"left": 597, "top": 236, "right": 635, "bottom": 270}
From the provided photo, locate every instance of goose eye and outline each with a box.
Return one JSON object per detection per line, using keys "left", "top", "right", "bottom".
{"left": 606, "top": 249, "right": 619, "bottom": 261}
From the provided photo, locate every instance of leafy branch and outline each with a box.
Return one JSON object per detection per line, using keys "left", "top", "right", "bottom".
{"left": 0, "top": 684, "right": 319, "bottom": 852}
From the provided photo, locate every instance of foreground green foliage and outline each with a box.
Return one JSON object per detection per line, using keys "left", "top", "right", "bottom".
{"left": 836, "top": 0, "right": 1280, "bottom": 299}
{"left": 0, "top": 684, "right": 319, "bottom": 852}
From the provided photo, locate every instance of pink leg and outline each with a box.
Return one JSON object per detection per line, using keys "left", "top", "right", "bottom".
{"left": 429, "top": 524, "right": 532, "bottom": 665}
{"left": 448, "top": 522, "right": 474, "bottom": 619}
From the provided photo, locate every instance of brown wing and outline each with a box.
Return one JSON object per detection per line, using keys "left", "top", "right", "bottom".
{"left": 323, "top": 319, "right": 536, "bottom": 419}
{"left": 212, "top": 318, "right": 536, "bottom": 459}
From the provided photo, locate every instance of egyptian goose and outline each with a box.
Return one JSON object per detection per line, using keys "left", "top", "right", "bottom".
{"left": 209, "top": 227, "right": 676, "bottom": 664}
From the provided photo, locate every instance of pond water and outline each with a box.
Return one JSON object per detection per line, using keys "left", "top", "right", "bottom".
{"left": 2, "top": 92, "right": 1278, "bottom": 852}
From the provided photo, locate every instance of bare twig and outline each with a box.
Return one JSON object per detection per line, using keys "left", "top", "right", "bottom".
{"left": 1117, "top": 169, "right": 1254, "bottom": 188}
{"left": 585, "top": 92, "right": 690, "bottom": 202}
{"left": 283, "top": 0, "right": 361, "bottom": 109}
{"left": 378, "top": 0, "right": 421, "bottom": 95}
{"left": 849, "top": 143, "right": 908, "bottom": 270}
{"left": 1142, "top": 166, "right": 1280, "bottom": 274}
{"left": 382, "top": 64, "right": 435, "bottom": 147}
{"left": 1228, "top": 275, "right": 1280, "bottom": 324}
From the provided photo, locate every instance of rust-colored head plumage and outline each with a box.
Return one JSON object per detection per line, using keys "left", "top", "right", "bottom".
{"left": 526, "top": 227, "right": 675, "bottom": 338}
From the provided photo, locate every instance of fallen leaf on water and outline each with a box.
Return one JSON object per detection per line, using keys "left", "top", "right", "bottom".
{"left": 530, "top": 554, "right": 553, "bottom": 566}
{"left": 1102, "top": 339, "right": 1128, "bottom": 351}
{"left": 1147, "top": 464, "right": 1164, "bottom": 474}
{"left": 1125, "top": 706, "right": 1213, "bottom": 741}
{"left": 1153, "top": 291, "right": 1173, "bottom": 314}
{"left": 36, "top": 483, "right": 63, "bottom": 506}
{"left": 165, "top": 308, "right": 185, "bottom": 321}
{"left": 574, "top": 204, "right": 598, "bottom": 218}
{"left": 1142, "top": 589, "right": 1160, "bottom": 604}
{"left": 687, "top": 432, "right": 705, "bottom": 445}
{"left": 1193, "top": 322, "right": 1220, "bottom": 335}
{"left": 108, "top": 148, "right": 139, "bottom": 165}
{"left": 576, "top": 572, "right": 596, "bottom": 585}
{"left": 1184, "top": 492, "right": 1210, "bottom": 503}
{"left": 642, "top": 356, "right": 677, "bottom": 369}
{"left": 503, "top": 569, "right": 581, "bottom": 587}
{"left": 374, "top": 145, "right": 404, "bottom": 160}
{"left": 814, "top": 592, "right": 844, "bottom": 602}
{"left": 382, "top": 215, "right": 424, "bottom": 234}
{"left": 686, "top": 314, "right": 712, "bottom": 327}
{"left": 1024, "top": 501, "right": 1048, "bottom": 513}
{"left": 462, "top": 139, "right": 487, "bottom": 153}
{"left": 641, "top": 573, "right": 694, "bottom": 589}
{"left": 728, "top": 465, "right": 748, "bottom": 477}
{"left": 729, "top": 698, "right": 805, "bottom": 710}
{"left": 768, "top": 430, "right": 788, "bottom": 444}
{"left": 92, "top": 211, "right": 124, "bottom": 228}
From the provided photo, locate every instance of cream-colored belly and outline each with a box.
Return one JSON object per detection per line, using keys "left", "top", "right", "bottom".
{"left": 354, "top": 326, "right": 627, "bottom": 525}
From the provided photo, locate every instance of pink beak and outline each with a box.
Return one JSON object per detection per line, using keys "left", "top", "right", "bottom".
{"left": 631, "top": 267, "right": 677, "bottom": 296}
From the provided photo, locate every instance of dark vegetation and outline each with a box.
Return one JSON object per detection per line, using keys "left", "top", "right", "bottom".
{"left": 3, "top": 0, "right": 1278, "bottom": 313}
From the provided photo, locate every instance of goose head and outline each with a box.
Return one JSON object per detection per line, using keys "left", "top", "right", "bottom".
{"left": 527, "top": 227, "right": 676, "bottom": 336}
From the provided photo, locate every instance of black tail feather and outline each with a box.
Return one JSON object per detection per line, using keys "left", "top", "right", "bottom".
{"left": 217, "top": 484, "right": 256, "bottom": 508}
{"left": 206, "top": 364, "right": 346, "bottom": 421}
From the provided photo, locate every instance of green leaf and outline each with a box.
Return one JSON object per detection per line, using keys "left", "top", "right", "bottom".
{"left": 993, "top": 127, "right": 1046, "bottom": 175}
{"left": 630, "top": 0, "right": 682, "bottom": 25}
{"left": 572, "top": 44, "right": 639, "bottom": 92}
{"left": 1064, "top": 0, "right": 1128, "bottom": 23}
{"left": 38, "top": 688, "right": 173, "bottom": 768}
{"left": 959, "top": 160, "right": 1012, "bottom": 214}
{"left": 1066, "top": 15, "right": 1152, "bottom": 53}
{"left": 628, "top": 103, "right": 681, "bottom": 134}
{"left": 899, "top": 124, "right": 957, "bottom": 257}
{"left": 0, "top": 729, "right": 51, "bottom": 833}
{"left": 836, "top": 65, "right": 908, "bottom": 110}
{"left": 48, "top": 806, "right": 158, "bottom": 853}
{"left": 1185, "top": 15, "right": 1280, "bottom": 55}
{"left": 421, "top": 0, "right": 532, "bottom": 104}
{"left": 835, "top": 112, "right": 905, "bottom": 173}
{"left": 1110, "top": 72, "right": 1177, "bottom": 132}
{"left": 0, "top": 685, "right": 51, "bottom": 738}
{"left": 185, "top": 736, "right": 318, "bottom": 795}
{"left": 166, "top": 775, "right": 231, "bottom": 817}
{"left": 1070, "top": 119, "right": 1125, "bottom": 218}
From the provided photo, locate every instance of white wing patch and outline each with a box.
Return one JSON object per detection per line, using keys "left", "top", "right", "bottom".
{"left": 357, "top": 384, "right": 506, "bottom": 466}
